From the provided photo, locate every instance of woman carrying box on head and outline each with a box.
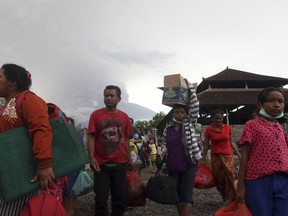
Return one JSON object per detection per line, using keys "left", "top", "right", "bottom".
{"left": 161, "top": 78, "right": 202, "bottom": 216}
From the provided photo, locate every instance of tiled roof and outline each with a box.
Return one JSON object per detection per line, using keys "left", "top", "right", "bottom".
{"left": 197, "top": 88, "right": 261, "bottom": 106}
{"left": 197, "top": 67, "right": 288, "bottom": 93}
{"left": 204, "top": 67, "right": 288, "bottom": 81}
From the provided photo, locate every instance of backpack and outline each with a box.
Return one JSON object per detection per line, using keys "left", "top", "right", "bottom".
{"left": 21, "top": 190, "right": 67, "bottom": 216}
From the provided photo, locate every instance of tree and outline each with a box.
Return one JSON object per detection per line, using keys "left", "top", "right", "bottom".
{"left": 149, "top": 112, "right": 166, "bottom": 128}
{"left": 135, "top": 112, "right": 166, "bottom": 134}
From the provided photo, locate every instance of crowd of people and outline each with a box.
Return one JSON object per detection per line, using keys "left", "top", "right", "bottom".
{"left": 1, "top": 63, "right": 288, "bottom": 216}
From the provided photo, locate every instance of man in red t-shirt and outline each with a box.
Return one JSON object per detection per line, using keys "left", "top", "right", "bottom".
{"left": 87, "top": 85, "right": 133, "bottom": 216}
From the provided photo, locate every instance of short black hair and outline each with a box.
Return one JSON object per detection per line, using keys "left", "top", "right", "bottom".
{"left": 211, "top": 108, "right": 224, "bottom": 118}
{"left": 257, "top": 87, "right": 284, "bottom": 104}
{"left": 172, "top": 104, "right": 188, "bottom": 114}
{"left": 129, "top": 117, "right": 134, "bottom": 124}
{"left": 104, "top": 85, "right": 121, "bottom": 98}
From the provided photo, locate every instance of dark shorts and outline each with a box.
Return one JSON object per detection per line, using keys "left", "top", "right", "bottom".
{"left": 169, "top": 164, "right": 197, "bottom": 206}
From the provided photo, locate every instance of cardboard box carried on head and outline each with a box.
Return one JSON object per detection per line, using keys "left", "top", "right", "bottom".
{"left": 160, "top": 74, "right": 197, "bottom": 107}
{"left": 164, "top": 74, "right": 187, "bottom": 88}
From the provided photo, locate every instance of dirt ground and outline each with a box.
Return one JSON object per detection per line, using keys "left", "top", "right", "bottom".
{"left": 74, "top": 167, "right": 224, "bottom": 216}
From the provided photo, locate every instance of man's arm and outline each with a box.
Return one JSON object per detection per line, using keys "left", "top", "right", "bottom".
{"left": 87, "top": 133, "right": 100, "bottom": 172}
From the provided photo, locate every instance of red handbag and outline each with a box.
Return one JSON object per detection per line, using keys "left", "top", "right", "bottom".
{"left": 194, "top": 165, "right": 216, "bottom": 189}
{"left": 127, "top": 170, "right": 146, "bottom": 207}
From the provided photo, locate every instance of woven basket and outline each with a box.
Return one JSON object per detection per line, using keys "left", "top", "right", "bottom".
{"left": 0, "top": 120, "right": 89, "bottom": 202}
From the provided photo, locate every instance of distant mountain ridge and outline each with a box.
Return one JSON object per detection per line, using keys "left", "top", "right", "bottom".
{"left": 118, "top": 102, "right": 157, "bottom": 121}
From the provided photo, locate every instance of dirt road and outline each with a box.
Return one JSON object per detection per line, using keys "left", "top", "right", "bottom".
{"left": 74, "top": 168, "right": 223, "bottom": 216}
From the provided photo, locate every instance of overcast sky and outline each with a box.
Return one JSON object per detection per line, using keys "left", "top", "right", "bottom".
{"left": 1, "top": 0, "right": 288, "bottom": 124}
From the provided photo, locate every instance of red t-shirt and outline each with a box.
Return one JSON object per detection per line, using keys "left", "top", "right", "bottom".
{"left": 205, "top": 123, "right": 233, "bottom": 155}
{"left": 88, "top": 108, "right": 133, "bottom": 165}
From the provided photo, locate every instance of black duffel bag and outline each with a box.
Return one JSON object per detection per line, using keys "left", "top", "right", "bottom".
{"left": 146, "top": 157, "right": 179, "bottom": 205}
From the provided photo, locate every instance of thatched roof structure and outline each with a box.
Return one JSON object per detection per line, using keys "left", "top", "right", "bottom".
{"left": 157, "top": 67, "right": 288, "bottom": 135}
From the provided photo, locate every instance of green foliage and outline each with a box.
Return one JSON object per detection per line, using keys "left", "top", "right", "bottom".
{"left": 135, "top": 111, "right": 166, "bottom": 134}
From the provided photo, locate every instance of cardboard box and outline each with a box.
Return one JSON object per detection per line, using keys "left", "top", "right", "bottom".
{"left": 162, "top": 86, "right": 189, "bottom": 106}
{"left": 161, "top": 73, "right": 197, "bottom": 106}
{"left": 164, "top": 74, "right": 187, "bottom": 88}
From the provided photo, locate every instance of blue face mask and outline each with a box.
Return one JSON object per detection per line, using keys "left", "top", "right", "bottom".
{"left": 259, "top": 108, "right": 284, "bottom": 119}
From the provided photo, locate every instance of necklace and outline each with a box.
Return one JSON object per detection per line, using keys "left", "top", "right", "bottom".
{"left": 0, "top": 97, "right": 5, "bottom": 109}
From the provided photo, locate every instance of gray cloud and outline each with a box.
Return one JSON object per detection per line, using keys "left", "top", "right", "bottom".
{"left": 107, "top": 50, "right": 175, "bottom": 67}
{"left": 2, "top": 0, "right": 288, "bottom": 126}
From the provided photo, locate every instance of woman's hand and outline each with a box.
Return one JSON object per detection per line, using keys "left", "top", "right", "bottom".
{"left": 198, "top": 157, "right": 209, "bottom": 166}
{"left": 235, "top": 180, "right": 246, "bottom": 203}
{"left": 184, "top": 78, "right": 191, "bottom": 87}
{"left": 31, "top": 167, "right": 55, "bottom": 189}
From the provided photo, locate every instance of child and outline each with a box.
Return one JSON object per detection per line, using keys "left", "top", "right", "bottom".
{"left": 148, "top": 136, "right": 158, "bottom": 174}
{"left": 236, "top": 87, "right": 288, "bottom": 216}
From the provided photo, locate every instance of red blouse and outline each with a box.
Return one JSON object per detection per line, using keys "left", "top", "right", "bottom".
{"left": 205, "top": 123, "right": 233, "bottom": 155}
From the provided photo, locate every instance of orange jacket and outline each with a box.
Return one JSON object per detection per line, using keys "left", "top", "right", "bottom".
{"left": 0, "top": 91, "right": 52, "bottom": 169}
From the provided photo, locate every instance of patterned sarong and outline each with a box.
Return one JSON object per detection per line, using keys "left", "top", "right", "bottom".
{"left": 0, "top": 189, "right": 40, "bottom": 216}
{"left": 211, "top": 154, "right": 235, "bottom": 202}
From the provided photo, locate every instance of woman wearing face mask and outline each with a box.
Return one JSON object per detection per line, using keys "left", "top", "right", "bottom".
{"left": 202, "top": 109, "right": 241, "bottom": 204}
{"left": 161, "top": 79, "right": 202, "bottom": 216}
{"left": 236, "top": 87, "right": 288, "bottom": 216}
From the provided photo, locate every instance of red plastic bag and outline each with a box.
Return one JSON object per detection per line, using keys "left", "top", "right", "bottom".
{"left": 21, "top": 190, "right": 67, "bottom": 216}
{"left": 214, "top": 201, "right": 253, "bottom": 216}
{"left": 194, "top": 165, "right": 216, "bottom": 189}
{"left": 238, "top": 203, "right": 253, "bottom": 216}
{"left": 127, "top": 170, "right": 146, "bottom": 207}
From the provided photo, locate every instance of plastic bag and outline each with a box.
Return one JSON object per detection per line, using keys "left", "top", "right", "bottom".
{"left": 214, "top": 201, "right": 253, "bottom": 216}
{"left": 70, "top": 170, "right": 94, "bottom": 197}
{"left": 130, "top": 150, "right": 142, "bottom": 165}
{"left": 194, "top": 165, "right": 216, "bottom": 189}
{"left": 21, "top": 190, "right": 67, "bottom": 216}
{"left": 238, "top": 203, "right": 253, "bottom": 216}
{"left": 127, "top": 170, "right": 146, "bottom": 206}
